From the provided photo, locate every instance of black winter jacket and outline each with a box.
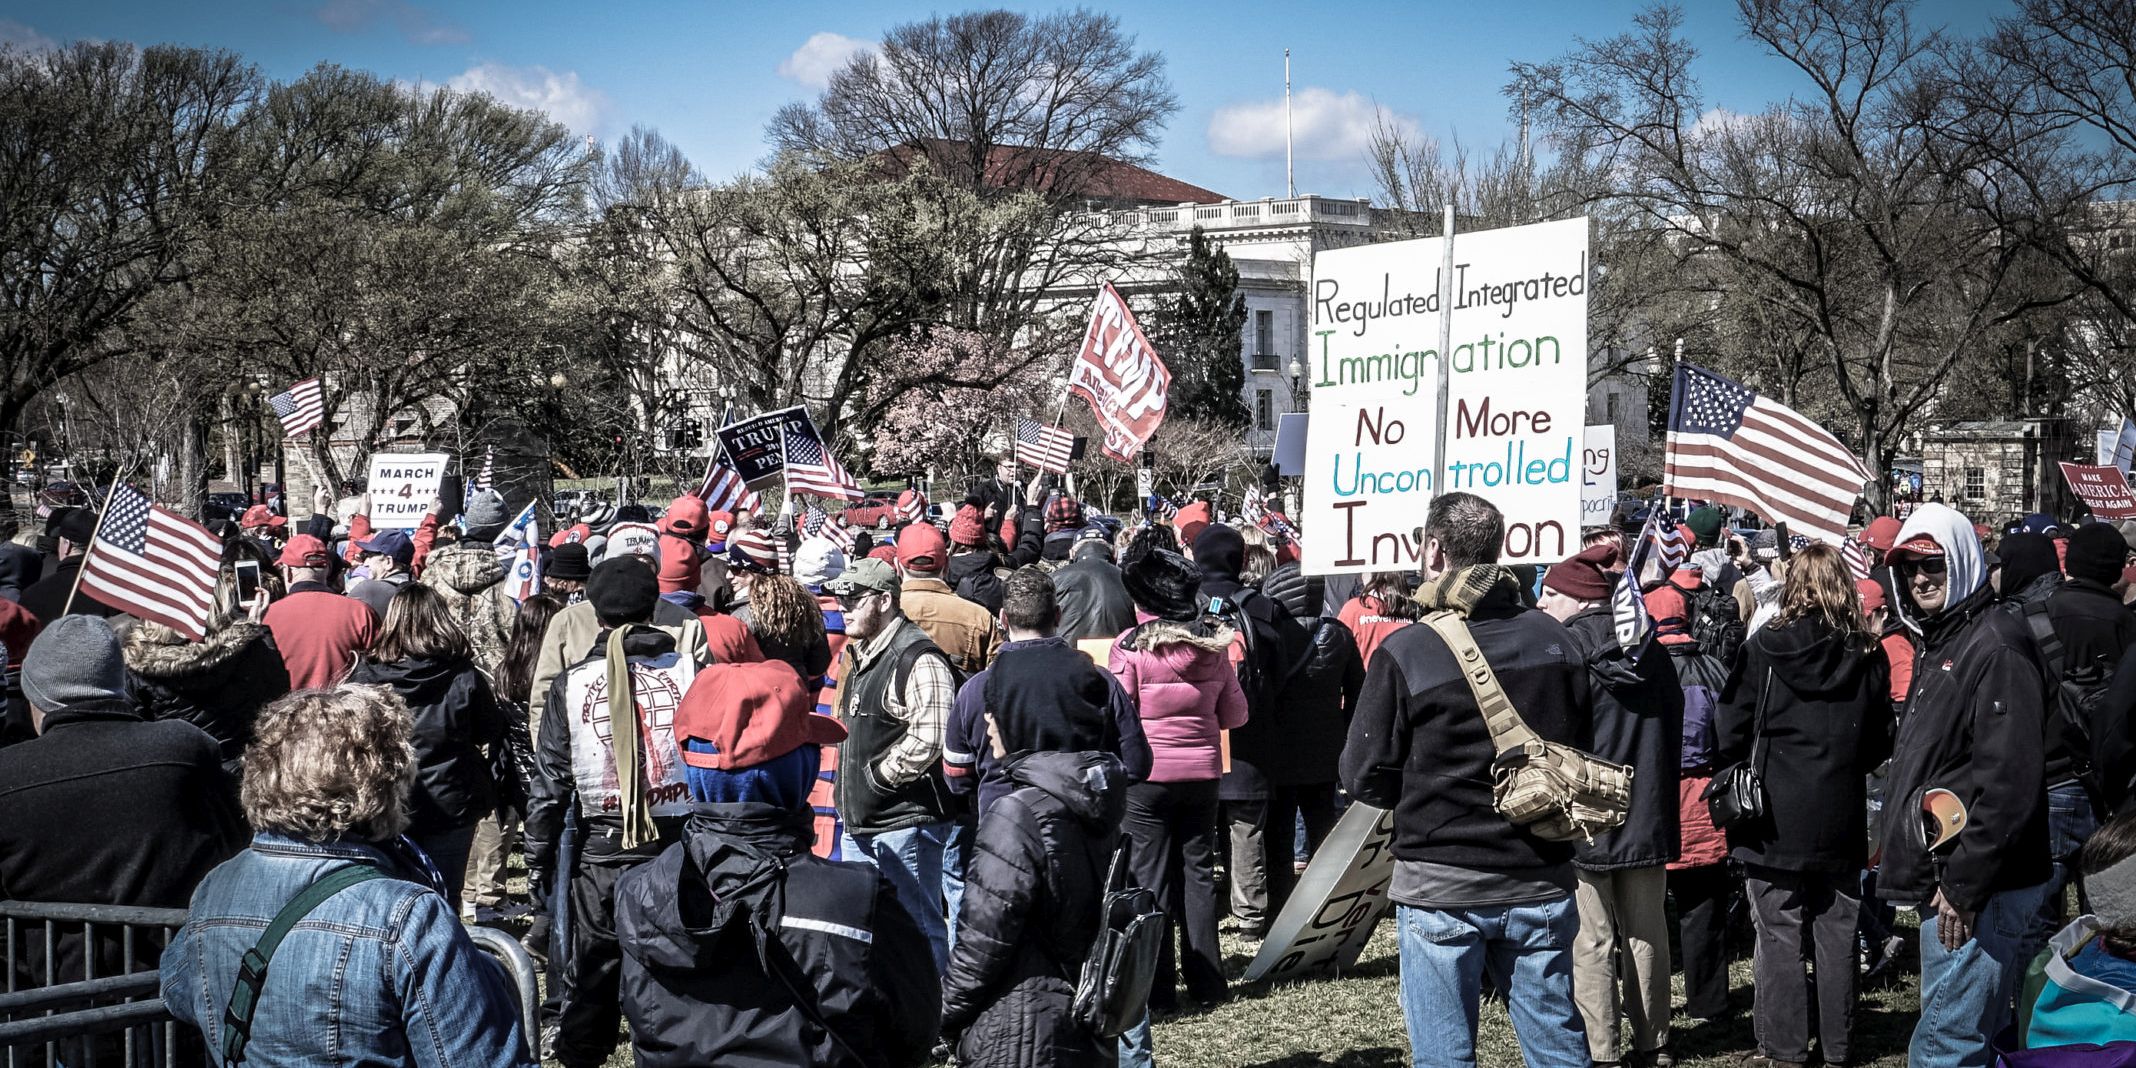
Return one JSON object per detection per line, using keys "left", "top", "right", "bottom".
{"left": 616, "top": 802, "right": 941, "bottom": 1068}
{"left": 1051, "top": 553, "right": 1137, "bottom": 642}
{"left": 948, "top": 551, "right": 1006, "bottom": 615}
{"left": 1716, "top": 617, "right": 1893, "bottom": 875}
{"left": 1563, "top": 607, "right": 1683, "bottom": 870}
{"left": 1340, "top": 578, "right": 1593, "bottom": 879}
{"left": 2015, "top": 578, "right": 2136, "bottom": 786}
{"left": 346, "top": 653, "right": 505, "bottom": 833}
{"left": 1877, "top": 583, "right": 2051, "bottom": 912}
{"left": 1205, "top": 565, "right": 1309, "bottom": 801}
{"left": 0, "top": 706, "right": 244, "bottom": 996}
{"left": 123, "top": 621, "right": 291, "bottom": 777}
{"left": 942, "top": 751, "right": 1125, "bottom": 1068}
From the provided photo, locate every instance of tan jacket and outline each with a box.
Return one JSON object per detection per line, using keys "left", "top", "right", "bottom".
{"left": 898, "top": 576, "right": 1001, "bottom": 677}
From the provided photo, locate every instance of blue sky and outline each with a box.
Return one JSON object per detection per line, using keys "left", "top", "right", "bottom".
{"left": 3, "top": 0, "right": 2008, "bottom": 199}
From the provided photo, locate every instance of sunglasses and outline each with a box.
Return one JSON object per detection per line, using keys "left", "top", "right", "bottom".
{"left": 835, "top": 591, "right": 876, "bottom": 610}
{"left": 1899, "top": 558, "right": 1949, "bottom": 576}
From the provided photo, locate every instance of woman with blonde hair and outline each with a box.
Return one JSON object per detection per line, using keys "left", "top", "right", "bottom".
{"left": 346, "top": 583, "right": 505, "bottom": 909}
{"left": 1714, "top": 542, "right": 1897, "bottom": 1068}
{"left": 728, "top": 535, "right": 832, "bottom": 692}
{"left": 161, "top": 685, "right": 531, "bottom": 1066}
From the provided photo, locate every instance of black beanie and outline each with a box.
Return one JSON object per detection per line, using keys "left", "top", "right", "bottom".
{"left": 1191, "top": 524, "right": 1245, "bottom": 581}
{"left": 588, "top": 555, "right": 659, "bottom": 626}
{"left": 2067, "top": 524, "right": 2128, "bottom": 587}
{"left": 1997, "top": 532, "right": 2059, "bottom": 596}
{"left": 1121, "top": 527, "right": 1203, "bottom": 623}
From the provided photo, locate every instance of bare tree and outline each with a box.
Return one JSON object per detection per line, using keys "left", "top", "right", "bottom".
{"left": 769, "top": 9, "right": 1177, "bottom": 205}
{"left": 1516, "top": 1, "right": 2082, "bottom": 507}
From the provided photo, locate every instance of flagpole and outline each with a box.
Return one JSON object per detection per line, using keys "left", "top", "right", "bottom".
{"left": 1431, "top": 202, "right": 1455, "bottom": 510}
{"left": 62, "top": 461, "right": 142, "bottom": 616}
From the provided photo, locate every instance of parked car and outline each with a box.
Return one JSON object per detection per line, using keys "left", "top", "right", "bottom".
{"left": 839, "top": 495, "right": 901, "bottom": 529}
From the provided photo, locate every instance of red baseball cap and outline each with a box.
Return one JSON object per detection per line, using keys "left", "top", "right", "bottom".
{"left": 676, "top": 661, "right": 847, "bottom": 770}
{"left": 241, "top": 505, "right": 286, "bottom": 529}
{"left": 896, "top": 522, "right": 948, "bottom": 572}
{"left": 661, "top": 495, "right": 709, "bottom": 539}
{"left": 277, "top": 533, "right": 330, "bottom": 568}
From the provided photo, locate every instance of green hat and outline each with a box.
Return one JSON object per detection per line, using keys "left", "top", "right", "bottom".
{"left": 1686, "top": 507, "right": 1726, "bottom": 546}
{"left": 826, "top": 556, "right": 900, "bottom": 599}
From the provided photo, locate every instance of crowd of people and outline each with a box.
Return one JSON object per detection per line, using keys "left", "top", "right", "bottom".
{"left": 4, "top": 462, "right": 2136, "bottom": 1067}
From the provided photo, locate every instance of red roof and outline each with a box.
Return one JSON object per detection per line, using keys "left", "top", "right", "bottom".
{"left": 881, "top": 139, "right": 1227, "bottom": 207}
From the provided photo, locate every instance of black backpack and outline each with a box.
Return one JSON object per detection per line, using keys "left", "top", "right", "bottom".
{"left": 1668, "top": 579, "right": 1747, "bottom": 670}
{"left": 1203, "top": 590, "right": 1275, "bottom": 714}
{"left": 1070, "top": 842, "right": 1164, "bottom": 1039}
{"left": 2020, "top": 600, "right": 2116, "bottom": 806}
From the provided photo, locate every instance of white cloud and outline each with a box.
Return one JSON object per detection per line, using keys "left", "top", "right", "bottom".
{"left": 777, "top": 32, "right": 874, "bottom": 90}
{"left": 0, "top": 19, "right": 58, "bottom": 53}
{"left": 446, "top": 63, "right": 608, "bottom": 134}
{"left": 1208, "top": 87, "right": 1417, "bottom": 162}
{"left": 314, "top": 0, "right": 469, "bottom": 46}
{"left": 1691, "top": 106, "right": 1754, "bottom": 139}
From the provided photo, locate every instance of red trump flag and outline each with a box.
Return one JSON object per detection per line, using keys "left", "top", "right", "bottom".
{"left": 1069, "top": 282, "right": 1172, "bottom": 461}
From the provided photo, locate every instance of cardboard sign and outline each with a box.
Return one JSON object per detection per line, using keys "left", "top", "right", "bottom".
{"left": 1301, "top": 217, "right": 1590, "bottom": 574}
{"left": 2060, "top": 462, "right": 2136, "bottom": 520}
{"left": 715, "top": 407, "right": 814, "bottom": 487}
{"left": 1582, "top": 424, "right": 1618, "bottom": 528}
{"left": 365, "top": 452, "right": 448, "bottom": 530}
{"left": 1244, "top": 803, "right": 1397, "bottom": 983}
{"left": 1069, "top": 283, "right": 1172, "bottom": 461}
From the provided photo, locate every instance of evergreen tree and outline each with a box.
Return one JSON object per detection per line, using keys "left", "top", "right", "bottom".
{"left": 1157, "top": 226, "right": 1250, "bottom": 429}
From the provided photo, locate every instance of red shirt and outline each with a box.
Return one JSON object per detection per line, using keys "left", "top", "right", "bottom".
{"left": 1338, "top": 594, "right": 1412, "bottom": 668}
{"left": 264, "top": 588, "right": 378, "bottom": 690}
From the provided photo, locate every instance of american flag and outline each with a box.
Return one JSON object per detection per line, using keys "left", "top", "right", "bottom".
{"left": 783, "top": 421, "right": 863, "bottom": 501}
{"left": 1149, "top": 493, "right": 1181, "bottom": 521}
{"left": 897, "top": 486, "right": 926, "bottom": 526}
{"left": 470, "top": 445, "right": 494, "bottom": 492}
{"left": 1014, "top": 417, "right": 1075, "bottom": 474}
{"left": 1841, "top": 537, "right": 1872, "bottom": 582}
{"left": 804, "top": 505, "right": 855, "bottom": 551}
{"left": 696, "top": 459, "right": 761, "bottom": 514}
{"left": 267, "top": 378, "right": 325, "bottom": 438}
{"left": 1665, "top": 363, "right": 1871, "bottom": 545}
{"left": 1656, "top": 523, "right": 1689, "bottom": 572}
{"left": 1259, "top": 510, "right": 1299, "bottom": 541}
{"left": 77, "top": 485, "right": 225, "bottom": 641}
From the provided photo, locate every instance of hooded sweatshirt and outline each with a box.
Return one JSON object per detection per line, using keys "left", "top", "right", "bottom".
{"left": 1877, "top": 503, "right": 2051, "bottom": 912}
{"left": 418, "top": 541, "right": 516, "bottom": 676}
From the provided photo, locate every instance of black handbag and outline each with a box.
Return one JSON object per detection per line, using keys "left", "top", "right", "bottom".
{"left": 1704, "top": 667, "right": 1773, "bottom": 829}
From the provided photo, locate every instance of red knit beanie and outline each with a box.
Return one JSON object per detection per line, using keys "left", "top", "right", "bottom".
{"left": 1542, "top": 543, "right": 1617, "bottom": 601}
{"left": 949, "top": 505, "right": 988, "bottom": 548}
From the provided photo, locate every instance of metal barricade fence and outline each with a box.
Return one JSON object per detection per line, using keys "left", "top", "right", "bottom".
{"left": 2, "top": 902, "right": 542, "bottom": 1067}
{"left": 0, "top": 901, "right": 187, "bottom": 1068}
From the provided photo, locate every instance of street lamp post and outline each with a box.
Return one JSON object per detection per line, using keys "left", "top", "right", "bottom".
{"left": 1286, "top": 357, "right": 1307, "bottom": 411}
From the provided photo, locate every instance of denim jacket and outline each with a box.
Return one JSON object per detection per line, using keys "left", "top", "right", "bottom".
{"left": 160, "top": 833, "right": 531, "bottom": 1067}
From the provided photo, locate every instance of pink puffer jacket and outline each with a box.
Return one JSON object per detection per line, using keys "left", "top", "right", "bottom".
{"left": 1109, "top": 619, "right": 1249, "bottom": 783}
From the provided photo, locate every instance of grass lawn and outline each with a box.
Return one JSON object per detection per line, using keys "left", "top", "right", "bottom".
{"left": 496, "top": 906, "right": 1923, "bottom": 1068}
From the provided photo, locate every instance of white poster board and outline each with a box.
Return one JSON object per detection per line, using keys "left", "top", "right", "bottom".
{"left": 1301, "top": 217, "right": 1589, "bottom": 574}
{"left": 1582, "top": 424, "right": 1618, "bottom": 529}
{"left": 1244, "top": 803, "right": 1397, "bottom": 983}
{"left": 364, "top": 452, "right": 448, "bottom": 530}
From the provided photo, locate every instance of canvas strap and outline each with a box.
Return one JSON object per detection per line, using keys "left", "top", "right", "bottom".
{"left": 1420, "top": 610, "right": 1544, "bottom": 758}
{"left": 222, "top": 864, "right": 386, "bottom": 1065}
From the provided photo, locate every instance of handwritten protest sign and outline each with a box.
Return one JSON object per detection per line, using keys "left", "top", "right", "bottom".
{"left": 364, "top": 452, "right": 447, "bottom": 530}
{"left": 2060, "top": 462, "right": 2136, "bottom": 520}
{"left": 1583, "top": 425, "right": 1618, "bottom": 528}
{"left": 1301, "top": 218, "right": 1589, "bottom": 574}
{"left": 1244, "top": 803, "right": 1397, "bottom": 983}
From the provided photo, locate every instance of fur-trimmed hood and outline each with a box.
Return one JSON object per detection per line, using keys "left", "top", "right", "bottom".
{"left": 1121, "top": 617, "right": 1234, "bottom": 655}
{"left": 123, "top": 620, "right": 271, "bottom": 681}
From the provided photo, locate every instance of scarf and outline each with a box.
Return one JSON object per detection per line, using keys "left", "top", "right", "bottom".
{"left": 606, "top": 626, "right": 658, "bottom": 850}
{"left": 1416, "top": 563, "right": 1520, "bottom": 618}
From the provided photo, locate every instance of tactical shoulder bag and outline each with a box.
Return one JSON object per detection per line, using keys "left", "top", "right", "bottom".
{"left": 1420, "top": 611, "right": 1635, "bottom": 843}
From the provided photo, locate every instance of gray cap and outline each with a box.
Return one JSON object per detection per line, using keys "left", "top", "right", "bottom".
{"left": 22, "top": 615, "right": 130, "bottom": 717}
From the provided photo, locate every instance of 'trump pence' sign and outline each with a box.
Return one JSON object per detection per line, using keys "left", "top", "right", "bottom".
{"left": 1302, "top": 217, "right": 1589, "bottom": 574}
{"left": 365, "top": 452, "right": 448, "bottom": 530}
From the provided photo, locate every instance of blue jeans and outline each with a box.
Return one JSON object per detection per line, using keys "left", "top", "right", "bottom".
{"left": 2030, "top": 781, "right": 2099, "bottom": 948}
{"left": 1915, "top": 877, "right": 2054, "bottom": 1068}
{"left": 944, "top": 815, "right": 972, "bottom": 951}
{"left": 1118, "top": 1011, "right": 1154, "bottom": 1067}
{"left": 842, "top": 820, "right": 952, "bottom": 973}
{"left": 1395, "top": 897, "right": 1589, "bottom": 1068}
